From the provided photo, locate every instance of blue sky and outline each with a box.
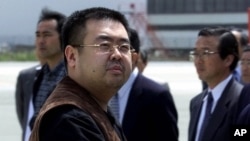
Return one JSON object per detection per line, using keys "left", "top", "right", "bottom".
{"left": 0, "top": 0, "right": 146, "bottom": 36}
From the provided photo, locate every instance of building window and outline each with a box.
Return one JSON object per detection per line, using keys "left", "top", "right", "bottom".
{"left": 147, "top": 0, "right": 250, "bottom": 14}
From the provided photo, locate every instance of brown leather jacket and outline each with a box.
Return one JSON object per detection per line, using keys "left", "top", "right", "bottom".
{"left": 29, "top": 76, "right": 123, "bottom": 141}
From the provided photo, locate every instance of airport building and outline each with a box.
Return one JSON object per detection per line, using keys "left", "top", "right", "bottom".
{"left": 124, "top": 0, "right": 250, "bottom": 58}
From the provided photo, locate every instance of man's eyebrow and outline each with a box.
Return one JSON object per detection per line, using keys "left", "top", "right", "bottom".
{"left": 95, "top": 35, "right": 113, "bottom": 42}
{"left": 119, "top": 38, "right": 130, "bottom": 43}
{"left": 35, "top": 31, "right": 52, "bottom": 35}
{"left": 95, "top": 35, "right": 129, "bottom": 43}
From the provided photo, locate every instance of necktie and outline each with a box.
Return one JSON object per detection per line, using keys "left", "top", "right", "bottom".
{"left": 233, "top": 69, "right": 240, "bottom": 82}
{"left": 198, "top": 91, "right": 213, "bottom": 141}
{"left": 109, "top": 93, "right": 120, "bottom": 121}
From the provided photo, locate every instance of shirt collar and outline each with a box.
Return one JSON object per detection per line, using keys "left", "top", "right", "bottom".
{"left": 118, "top": 68, "right": 139, "bottom": 98}
{"left": 43, "top": 61, "right": 65, "bottom": 75}
{"left": 206, "top": 74, "right": 233, "bottom": 102}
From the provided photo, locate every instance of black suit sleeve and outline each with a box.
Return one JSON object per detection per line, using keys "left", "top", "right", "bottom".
{"left": 39, "top": 105, "right": 106, "bottom": 141}
{"left": 15, "top": 71, "right": 25, "bottom": 129}
{"left": 237, "top": 104, "right": 250, "bottom": 125}
{"left": 151, "top": 89, "right": 179, "bottom": 141}
{"left": 237, "top": 84, "right": 250, "bottom": 115}
{"left": 236, "top": 84, "right": 250, "bottom": 124}
{"left": 123, "top": 75, "right": 179, "bottom": 141}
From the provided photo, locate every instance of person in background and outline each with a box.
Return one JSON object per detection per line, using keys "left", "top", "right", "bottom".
{"left": 231, "top": 29, "right": 248, "bottom": 58}
{"left": 236, "top": 83, "right": 250, "bottom": 124}
{"left": 231, "top": 29, "right": 249, "bottom": 82}
{"left": 109, "top": 28, "right": 178, "bottom": 141}
{"left": 28, "top": 8, "right": 66, "bottom": 136}
{"left": 137, "top": 47, "right": 170, "bottom": 90}
{"left": 29, "top": 7, "right": 135, "bottom": 141}
{"left": 188, "top": 27, "right": 243, "bottom": 141}
{"left": 15, "top": 48, "right": 45, "bottom": 141}
{"left": 240, "top": 46, "right": 250, "bottom": 84}
{"left": 137, "top": 49, "right": 148, "bottom": 73}
{"left": 201, "top": 28, "right": 248, "bottom": 90}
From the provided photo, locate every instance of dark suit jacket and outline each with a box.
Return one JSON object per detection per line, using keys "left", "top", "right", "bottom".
{"left": 15, "top": 65, "right": 41, "bottom": 140}
{"left": 237, "top": 84, "right": 250, "bottom": 115}
{"left": 122, "top": 74, "right": 179, "bottom": 141}
{"left": 188, "top": 78, "right": 243, "bottom": 141}
{"left": 236, "top": 84, "right": 250, "bottom": 125}
{"left": 237, "top": 104, "right": 250, "bottom": 125}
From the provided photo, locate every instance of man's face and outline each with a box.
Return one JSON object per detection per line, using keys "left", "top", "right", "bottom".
{"left": 68, "top": 19, "right": 134, "bottom": 92}
{"left": 35, "top": 19, "right": 61, "bottom": 60}
{"left": 193, "top": 36, "right": 230, "bottom": 86}
{"left": 241, "top": 51, "right": 250, "bottom": 83}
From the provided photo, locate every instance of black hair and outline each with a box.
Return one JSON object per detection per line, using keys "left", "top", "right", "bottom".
{"left": 129, "top": 28, "right": 140, "bottom": 53}
{"left": 38, "top": 8, "right": 66, "bottom": 45}
{"left": 140, "top": 50, "right": 148, "bottom": 64}
{"left": 198, "top": 27, "right": 239, "bottom": 71}
{"left": 61, "top": 7, "right": 130, "bottom": 67}
{"left": 62, "top": 7, "right": 130, "bottom": 51}
{"left": 240, "top": 33, "right": 248, "bottom": 48}
{"left": 230, "top": 27, "right": 249, "bottom": 48}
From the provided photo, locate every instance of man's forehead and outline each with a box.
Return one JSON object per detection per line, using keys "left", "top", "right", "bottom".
{"left": 84, "top": 20, "right": 129, "bottom": 40}
{"left": 38, "top": 19, "right": 57, "bottom": 26}
{"left": 36, "top": 21, "right": 58, "bottom": 33}
{"left": 38, "top": 19, "right": 57, "bottom": 28}
{"left": 196, "top": 36, "right": 219, "bottom": 46}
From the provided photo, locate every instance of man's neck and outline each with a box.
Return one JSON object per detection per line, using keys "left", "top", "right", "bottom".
{"left": 46, "top": 55, "right": 63, "bottom": 70}
{"left": 207, "top": 72, "right": 231, "bottom": 89}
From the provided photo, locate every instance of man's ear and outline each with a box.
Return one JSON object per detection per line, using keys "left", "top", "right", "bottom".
{"left": 224, "top": 54, "right": 234, "bottom": 67}
{"left": 65, "top": 45, "right": 77, "bottom": 68}
{"left": 132, "top": 52, "right": 139, "bottom": 67}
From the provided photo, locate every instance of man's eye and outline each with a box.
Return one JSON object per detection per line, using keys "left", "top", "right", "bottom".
{"left": 99, "top": 43, "right": 110, "bottom": 50}
{"left": 119, "top": 45, "right": 130, "bottom": 51}
{"left": 203, "top": 52, "right": 209, "bottom": 55}
{"left": 203, "top": 50, "right": 210, "bottom": 55}
{"left": 44, "top": 33, "right": 52, "bottom": 37}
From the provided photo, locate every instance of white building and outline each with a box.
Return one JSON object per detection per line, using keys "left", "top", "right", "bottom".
{"left": 146, "top": 0, "right": 249, "bottom": 50}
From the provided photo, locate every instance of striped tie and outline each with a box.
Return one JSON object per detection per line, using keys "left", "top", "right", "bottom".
{"left": 109, "top": 93, "right": 119, "bottom": 121}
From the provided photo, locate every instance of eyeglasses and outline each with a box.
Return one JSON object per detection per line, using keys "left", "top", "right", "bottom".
{"left": 189, "top": 49, "right": 219, "bottom": 61}
{"left": 72, "top": 42, "right": 135, "bottom": 55}
{"left": 240, "top": 60, "right": 250, "bottom": 68}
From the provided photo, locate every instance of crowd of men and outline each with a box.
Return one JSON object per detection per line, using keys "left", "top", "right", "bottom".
{"left": 14, "top": 6, "right": 250, "bottom": 141}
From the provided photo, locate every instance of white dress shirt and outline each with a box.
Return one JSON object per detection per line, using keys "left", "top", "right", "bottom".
{"left": 117, "top": 68, "right": 138, "bottom": 124}
{"left": 24, "top": 97, "right": 34, "bottom": 141}
{"left": 195, "top": 74, "right": 233, "bottom": 141}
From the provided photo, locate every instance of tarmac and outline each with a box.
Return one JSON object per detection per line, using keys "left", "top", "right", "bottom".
{"left": 0, "top": 61, "right": 201, "bottom": 141}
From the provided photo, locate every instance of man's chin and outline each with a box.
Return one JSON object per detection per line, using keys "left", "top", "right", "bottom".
{"left": 107, "top": 80, "right": 124, "bottom": 88}
{"left": 198, "top": 74, "right": 206, "bottom": 81}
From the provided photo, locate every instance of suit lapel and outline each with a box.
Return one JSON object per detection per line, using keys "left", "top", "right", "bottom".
{"left": 122, "top": 74, "right": 143, "bottom": 137}
{"left": 203, "top": 78, "right": 242, "bottom": 141}
{"left": 189, "top": 91, "right": 206, "bottom": 141}
{"left": 23, "top": 65, "right": 42, "bottom": 138}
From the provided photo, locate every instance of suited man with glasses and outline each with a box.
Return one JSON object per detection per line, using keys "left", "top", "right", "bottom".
{"left": 240, "top": 47, "right": 250, "bottom": 84}
{"left": 200, "top": 29, "right": 248, "bottom": 90}
{"left": 188, "top": 27, "right": 243, "bottom": 141}
{"left": 108, "top": 28, "right": 178, "bottom": 141}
